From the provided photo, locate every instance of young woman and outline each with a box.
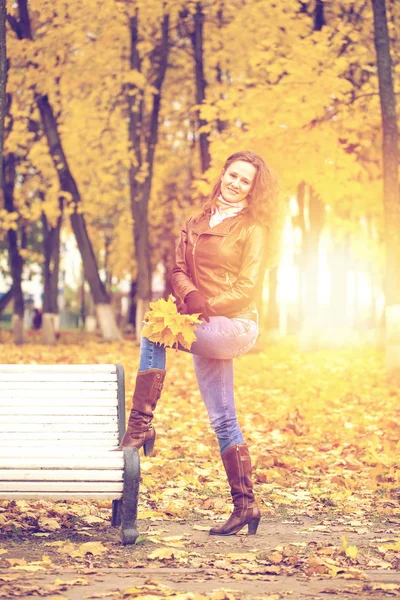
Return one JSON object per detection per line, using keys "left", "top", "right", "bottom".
{"left": 119, "top": 150, "right": 280, "bottom": 536}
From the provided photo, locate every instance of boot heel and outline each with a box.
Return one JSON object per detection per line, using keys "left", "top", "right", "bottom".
{"left": 143, "top": 437, "right": 155, "bottom": 456}
{"left": 248, "top": 517, "right": 260, "bottom": 535}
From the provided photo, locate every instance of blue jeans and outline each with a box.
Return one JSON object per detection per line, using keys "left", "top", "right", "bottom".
{"left": 138, "top": 316, "right": 258, "bottom": 454}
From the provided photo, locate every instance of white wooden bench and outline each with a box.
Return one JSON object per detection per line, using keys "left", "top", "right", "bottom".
{"left": 0, "top": 364, "right": 140, "bottom": 545}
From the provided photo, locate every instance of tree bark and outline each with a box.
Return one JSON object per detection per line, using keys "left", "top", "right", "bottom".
{"left": 36, "top": 95, "right": 121, "bottom": 341}
{"left": 42, "top": 210, "right": 61, "bottom": 315}
{"left": 41, "top": 208, "right": 62, "bottom": 345}
{"left": 371, "top": 0, "right": 400, "bottom": 378}
{"left": 294, "top": 181, "right": 306, "bottom": 327}
{"left": 264, "top": 267, "right": 279, "bottom": 341}
{"left": 4, "top": 154, "right": 25, "bottom": 343}
{"left": 0, "top": 0, "right": 7, "bottom": 189}
{"left": 304, "top": 188, "right": 325, "bottom": 313}
{"left": 127, "top": 280, "right": 137, "bottom": 331}
{"left": 329, "top": 235, "right": 350, "bottom": 329}
{"left": 313, "top": 0, "right": 325, "bottom": 31}
{"left": 162, "top": 184, "right": 177, "bottom": 300}
{"left": 298, "top": 185, "right": 325, "bottom": 349}
{"left": 215, "top": 6, "right": 228, "bottom": 135}
{"left": 297, "top": 0, "right": 326, "bottom": 349}
{"left": 191, "top": 2, "right": 211, "bottom": 173}
{"left": 127, "top": 12, "right": 169, "bottom": 333}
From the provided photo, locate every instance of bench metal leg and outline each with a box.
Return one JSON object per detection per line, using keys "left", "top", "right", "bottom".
{"left": 121, "top": 447, "right": 140, "bottom": 544}
{"left": 112, "top": 499, "right": 122, "bottom": 527}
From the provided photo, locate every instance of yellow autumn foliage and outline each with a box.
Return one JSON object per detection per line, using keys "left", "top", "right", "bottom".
{"left": 1, "top": 0, "right": 394, "bottom": 284}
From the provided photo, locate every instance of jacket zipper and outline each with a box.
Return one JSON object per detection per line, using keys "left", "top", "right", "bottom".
{"left": 191, "top": 231, "right": 226, "bottom": 287}
{"left": 192, "top": 239, "right": 198, "bottom": 285}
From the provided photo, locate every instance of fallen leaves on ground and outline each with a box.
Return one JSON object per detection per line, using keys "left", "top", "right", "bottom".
{"left": 2, "top": 338, "right": 399, "bottom": 533}
{"left": 46, "top": 541, "right": 108, "bottom": 558}
{"left": 121, "top": 579, "right": 244, "bottom": 599}
{"left": 1, "top": 337, "right": 400, "bottom": 597}
{"left": 0, "top": 569, "right": 89, "bottom": 598}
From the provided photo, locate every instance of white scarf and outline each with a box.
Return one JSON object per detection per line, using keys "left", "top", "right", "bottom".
{"left": 209, "top": 195, "right": 248, "bottom": 229}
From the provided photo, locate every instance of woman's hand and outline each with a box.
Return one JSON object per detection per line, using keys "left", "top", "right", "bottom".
{"left": 182, "top": 291, "right": 211, "bottom": 322}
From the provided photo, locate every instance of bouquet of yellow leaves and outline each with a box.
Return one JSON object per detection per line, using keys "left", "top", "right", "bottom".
{"left": 142, "top": 295, "right": 201, "bottom": 350}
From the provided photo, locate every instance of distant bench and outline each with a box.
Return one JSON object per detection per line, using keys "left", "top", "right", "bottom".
{"left": 0, "top": 364, "right": 139, "bottom": 545}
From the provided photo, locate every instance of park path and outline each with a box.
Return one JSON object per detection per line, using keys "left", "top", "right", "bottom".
{"left": 1, "top": 513, "right": 400, "bottom": 599}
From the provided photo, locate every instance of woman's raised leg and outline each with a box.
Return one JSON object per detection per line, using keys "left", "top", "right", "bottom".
{"left": 118, "top": 337, "right": 166, "bottom": 455}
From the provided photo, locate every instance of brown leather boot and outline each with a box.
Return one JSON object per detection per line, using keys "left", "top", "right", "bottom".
{"left": 118, "top": 369, "right": 166, "bottom": 456}
{"left": 210, "top": 443, "right": 261, "bottom": 536}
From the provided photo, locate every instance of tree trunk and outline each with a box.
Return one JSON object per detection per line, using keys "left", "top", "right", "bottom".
{"left": 127, "top": 12, "right": 169, "bottom": 335}
{"left": 329, "top": 235, "right": 350, "bottom": 333}
{"left": 314, "top": 0, "right": 324, "bottom": 31}
{"left": 264, "top": 266, "right": 280, "bottom": 342}
{"left": 36, "top": 95, "right": 121, "bottom": 341}
{"left": 85, "top": 292, "right": 97, "bottom": 332}
{"left": 296, "top": 0, "right": 326, "bottom": 349}
{"left": 135, "top": 298, "right": 148, "bottom": 340}
{"left": 0, "top": 0, "right": 7, "bottom": 189}
{"left": 371, "top": 0, "right": 400, "bottom": 379}
{"left": 215, "top": 6, "right": 228, "bottom": 135}
{"left": 162, "top": 185, "right": 177, "bottom": 300}
{"left": 41, "top": 209, "right": 62, "bottom": 345}
{"left": 191, "top": 2, "right": 211, "bottom": 173}
{"left": 299, "top": 186, "right": 325, "bottom": 349}
{"left": 299, "top": 0, "right": 326, "bottom": 347}
{"left": 4, "top": 154, "right": 25, "bottom": 344}
{"left": 294, "top": 181, "right": 306, "bottom": 327}
{"left": 127, "top": 280, "right": 137, "bottom": 331}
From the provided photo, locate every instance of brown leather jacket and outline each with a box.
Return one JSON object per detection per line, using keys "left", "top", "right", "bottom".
{"left": 171, "top": 211, "right": 268, "bottom": 319}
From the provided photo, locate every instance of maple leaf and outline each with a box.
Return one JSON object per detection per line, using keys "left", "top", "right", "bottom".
{"left": 54, "top": 541, "right": 108, "bottom": 558}
{"left": 341, "top": 536, "right": 358, "bottom": 559}
{"left": 142, "top": 295, "right": 201, "bottom": 350}
{"left": 147, "top": 547, "right": 189, "bottom": 561}
{"left": 38, "top": 517, "right": 61, "bottom": 531}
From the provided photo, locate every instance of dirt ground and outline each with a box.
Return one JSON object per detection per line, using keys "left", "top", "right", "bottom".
{"left": 1, "top": 509, "right": 400, "bottom": 600}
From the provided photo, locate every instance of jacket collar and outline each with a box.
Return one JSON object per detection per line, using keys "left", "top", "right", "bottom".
{"left": 191, "top": 212, "right": 246, "bottom": 236}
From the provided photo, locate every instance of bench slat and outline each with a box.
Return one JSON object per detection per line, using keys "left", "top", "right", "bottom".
{"left": 3, "top": 392, "right": 120, "bottom": 401}
{"left": 0, "top": 469, "right": 123, "bottom": 481}
{"left": 0, "top": 365, "right": 117, "bottom": 371}
{"left": 0, "top": 433, "right": 118, "bottom": 443}
{"left": 0, "top": 458, "right": 124, "bottom": 469}
{"left": 0, "top": 492, "right": 123, "bottom": 500}
{"left": 0, "top": 406, "right": 117, "bottom": 415}
{"left": 0, "top": 374, "right": 118, "bottom": 382}
{"left": 2, "top": 448, "right": 119, "bottom": 455}
{"left": 0, "top": 448, "right": 122, "bottom": 457}
{"left": 0, "top": 424, "right": 118, "bottom": 434}
{"left": 1, "top": 416, "right": 118, "bottom": 425}
{"left": 0, "top": 382, "right": 117, "bottom": 390}
{"left": 0, "top": 482, "right": 124, "bottom": 492}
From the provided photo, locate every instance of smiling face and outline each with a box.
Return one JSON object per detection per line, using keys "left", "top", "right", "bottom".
{"left": 220, "top": 160, "right": 257, "bottom": 204}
